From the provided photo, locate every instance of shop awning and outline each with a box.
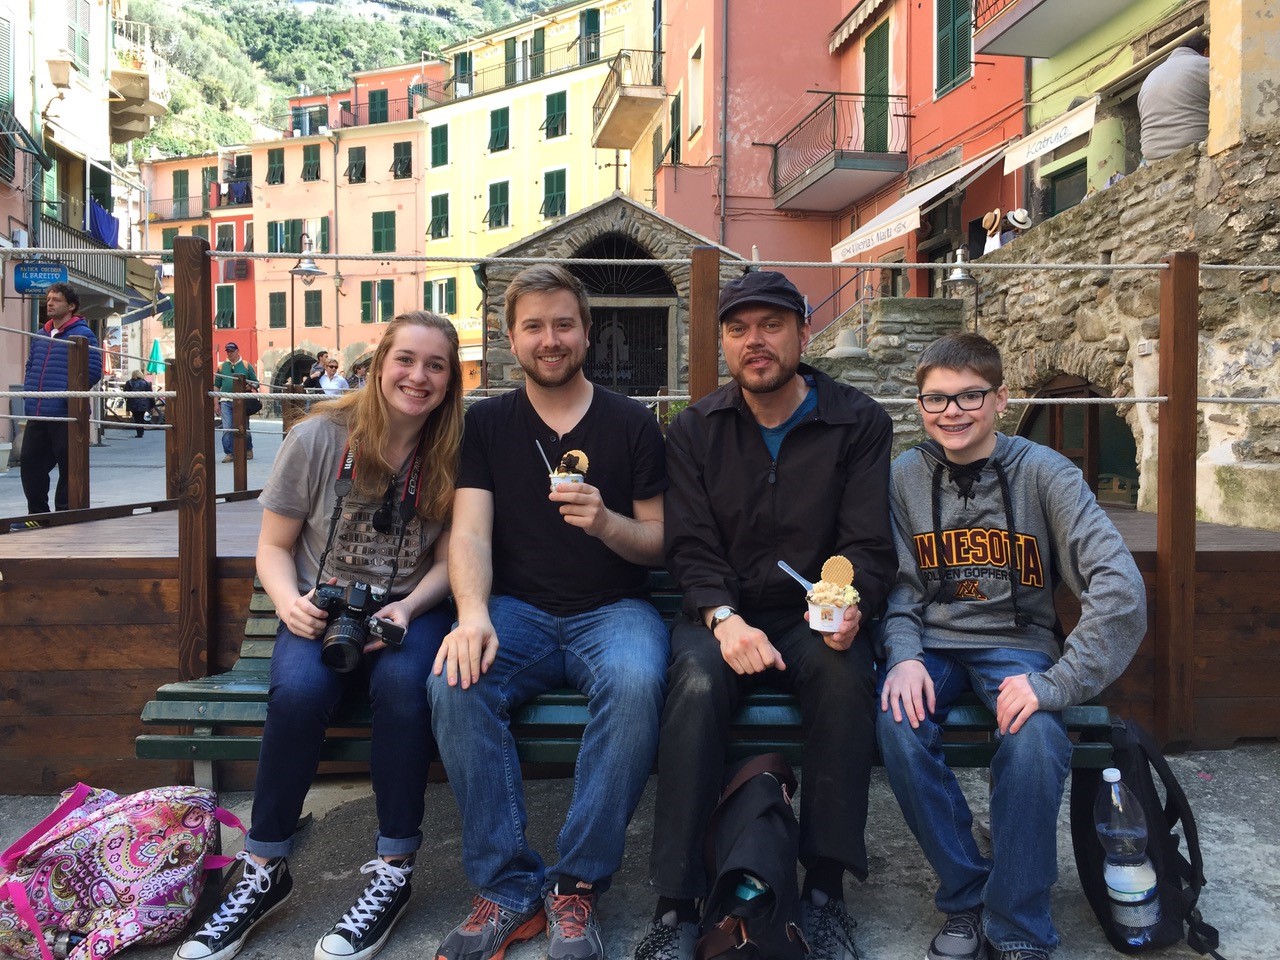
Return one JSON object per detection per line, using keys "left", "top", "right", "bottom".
{"left": 829, "top": 0, "right": 891, "bottom": 53}
{"left": 1003, "top": 98, "right": 1098, "bottom": 174}
{"left": 831, "top": 146, "right": 1007, "bottom": 261}
{"left": 460, "top": 346, "right": 483, "bottom": 363}
{"left": 0, "top": 109, "right": 52, "bottom": 170}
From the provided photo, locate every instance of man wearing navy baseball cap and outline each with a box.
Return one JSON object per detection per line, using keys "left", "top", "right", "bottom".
{"left": 638, "top": 271, "right": 895, "bottom": 960}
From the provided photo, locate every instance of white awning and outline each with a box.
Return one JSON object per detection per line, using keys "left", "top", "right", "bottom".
{"left": 831, "top": 146, "right": 1007, "bottom": 262}
{"left": 1003, "top": 98, "right": 1098, "bottom": 174}
{"left": 460, "top": 345, "right": 483, "bottom": 362}
{"left": 829, "top": 0, "right": 891, "bottom": 53}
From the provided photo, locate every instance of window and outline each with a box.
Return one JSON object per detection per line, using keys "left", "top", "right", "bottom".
{"left": 215, "top": 223, "right": 235, "bottom": 251}
{"left": 201, "top": 165, "right": 217, "bottom": 210}
{"left": 531, "top": 27, "right": 545, "bottom": 78}
{"left": 266, "top": 219, "right": 302, "bottom": 253}
{"left": 431, "top": 125, "right": 448, "bottom": 167}
{"left": 453, "top": 52, "right": 473, "bottom": 95}
{"left": 579, "top": 8, "right": 601, "bottom": 64}
{"left": 266, "top": 148, "right": 284, "bottom": 185}
{"left": 284, "top": 218, "right": 303, "bottom": 253}
{"left": 368, "top": 89, "right": 389, "bottom": 124}
{"left": 191, "top": 225, "right": 209, "bottom": 242}
{"left": 427, "top": 277, "right": 457, "bottom": 315}
{"left": 429, "top": 194, "right": 449, "bottom": 239}
{"left": 301, "top": 144, "right": 320, "bottom": 181}
{"left": 243, "top": 221, "right": 254, "bottom": 252}
{"left": 391, "top": 141, "right": 412, "bottom": 179}
{"left": 214, "top": 284, "right": 235, "bottom": 329}
{"left": 346, "top": 146, "right": 366, "bottom": 183}
{"left": 485, "top": 181, "right": 509, "bottom": 229}
{"left": 1048, "top": 161, "right": 1088, "bottom": 215}
{"left": 172, "top": 170, "right": 189, "bottom": 218}
{"left": 543, "top": 92, "right": 567, "bottom": 139}
{"left": 541, "top": 169, "right": 566, "bottom": 219}
{"left": 67, "top": 0, "right": 89, "bottom": 71}
{"left": 652, "top": 124, "right": 665, "bottom": 172}
{"left": 305, "top": 215, "right": 329, "bottom": 253}
{"left": 304, "top": 288, "right": 323, "bottom": 327}
{"left": 669, "top": 93, "right": 682, "bottom": 163}
{"left": 268, "top": 291, "right": 286, "bottom": 329}
{"left": 361, "top": 279, "right": 396, "bottom": 323}
{"left": 688, "top": 45, "right": 703, "bottom": 134}
{"left": 505, "top": 37, "right": 518, "bottom": 86}
{"left": 864, "top": 21, "right": 890, "bottom": 152}
{"left": 489, "top": 107, "right": 510, "bottom": 151}
{"left": 372, "top": 210, "right": 396, "bottom": 252}
{"left": 232, "top": 155, "right": 252, "bottom": 180}
{"left": 936, "top": 0, "right": 972, "bottom": 95}
{"left": 161, "top": 227, "right": 178, "bottom": 262}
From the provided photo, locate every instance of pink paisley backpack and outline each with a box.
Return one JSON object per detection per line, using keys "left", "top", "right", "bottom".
{"left": 0, "top": 783, "right": 243, "bottom": 960}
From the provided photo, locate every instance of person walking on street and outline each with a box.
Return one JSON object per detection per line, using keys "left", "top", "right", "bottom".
{"left": 16, "top": 282, "right": 102, "bottom": 530}
{"left": 215, "top": 342, "right": 258, "bottom": 463}
{"left": 122, "top": 369, "right": 155, "bottom": 438}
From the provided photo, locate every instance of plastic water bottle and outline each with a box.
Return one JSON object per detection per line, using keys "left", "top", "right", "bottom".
{"left": 733, "top": 873, "right": 769, "bottom": 902}
{"left": 1094, "top": 767, "right": 1160, "bottom": 946}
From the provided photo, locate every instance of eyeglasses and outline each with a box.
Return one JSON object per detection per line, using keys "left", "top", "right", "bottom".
{"left": 326, "top": 364, "right": 338, "bottom": 370}
{"left": 917, "top": 388, "right": 996, "bottom": 414}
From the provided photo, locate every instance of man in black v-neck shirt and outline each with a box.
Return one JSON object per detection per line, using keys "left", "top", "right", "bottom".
{"left": 429, "top": 265, "right": 669, "bottom": 960}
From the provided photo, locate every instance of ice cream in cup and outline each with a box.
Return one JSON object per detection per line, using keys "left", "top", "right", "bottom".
{"left": 550, "top": 449, "right": 589, "bottom": 491}
{"left": 806, "top": 556, "right": 860, "bottom": 633}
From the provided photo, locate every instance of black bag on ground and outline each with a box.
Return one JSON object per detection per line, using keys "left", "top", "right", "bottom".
{"left": 1070, "top": 716, "right": 1224, "bottom": 958}
{"left": 695, "top": 753, "right": 808, "bottom": 960}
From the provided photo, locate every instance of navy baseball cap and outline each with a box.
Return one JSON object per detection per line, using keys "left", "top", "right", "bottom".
{"left": 225, "top": 341, "right": 239, "bottom": 350}
{"left": 717, "top": 271, "right": 808, "bottom": 322}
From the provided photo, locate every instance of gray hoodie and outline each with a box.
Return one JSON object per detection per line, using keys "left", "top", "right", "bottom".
{"left": 880, "top": 433, "right": 1146, "bottom": 711}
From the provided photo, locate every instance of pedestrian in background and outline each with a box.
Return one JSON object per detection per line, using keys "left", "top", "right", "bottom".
{"left": 215, "top": 342, "right": 258, "bottom": 463}
{"left": 319, "top": 359, "right": 350, "bottom": 397}
{"left": 122, "top": 369, "right": 155, "bottom": 438}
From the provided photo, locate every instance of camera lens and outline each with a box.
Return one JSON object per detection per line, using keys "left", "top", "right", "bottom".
{"left": 321, "top": 614, "right": 366, "bottom": 673}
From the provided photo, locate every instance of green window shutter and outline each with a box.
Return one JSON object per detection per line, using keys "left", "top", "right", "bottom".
{"left": 652, "top": 124, "right": 665, "bottom": 171}
{"left": 67, "top": 0, "right": 89, "bottom": 71}
{"left": 489, "top": 108, "right": 509, "bottom": 151}
{"left": 531, "top": 28, "right": 545, "bottom": 78}
{"left": 453, "top": 52, "right": 473, "bottom": 92}
{"left": 580, "top": 8, "right": 601, "bottom": 63}
{"left": 361, "top": 281, "right": 374, "bottom": 323}
{"left": 288, "top": 218, "right": 304, "bottom": 253}
{"left": 302, "top": 144, "right": 320, "bottom": 181}
{"left": 505, "top": 37, "right": 517, "bottom": 85}
{"left": 373, "top": 210, "right": 396, "bottom": 253}
{"left": 430, "top": 194, "right": 449, "bottom": 239}
{"left": 304, "top": 289, "right": 323, "bottom": 327}
{"left": 392, "top": 141, "right": 412, "bottom": 178}
{"left": 346, "top": 146, "right": 366, "bottom": 183}
{"left": 215, "top": 285, "right": 235, "bottom": 328}
{"left": 432, "top": 125, "right": 448, "bottom": 166}
{"left": 670, "top": 94, "right": 682, "bottom": 163}
{"left": 267, "top": 148, "right": 284, "bottom": 184}
{"left": 486, "top": 181, "right": 509, "bottom": 228}
{"left": 541, "top": 169, "right": 566, "bottom": 218}
{"left": 266, "top": 220, "right": 279, "bottom": 253}
{"left": 160, "top": 227, "right": 178, "bottom": 263}
{"left": 269, "top": 291, "right": 286, "bottom": 329}
{"left": 173, "top": 170, "right": 189, "bottom": 217}
{"left": 319, "top": 216, "right": 330, "bottom": 253}
{"left": 543, "top": 92, "right": 566, "bottom": 138}
{"left": 0, "top": 17, "right": 11, "bottom": 114}
{"left": 424, "top": 280, "right": 431, "bottom": 310}
{"left": 445, "top": 277, "right": 457, "bottom": 314}
{"left": 369, "top": 89, "right": 388, "bottom": 123}
{"left": 937, "top": 0, "right": 970, "bottom": 93}
{"left": 379, "top": 279, "right": 395, "bottom": 323}
{"left": 863, "top": 22, "right": 890, "bottom": 153}
{"left": 201, "top": 165, "right": 217, "bottom": 210}
{"left": 955, "top": 0, "right": 972, "bottom": 87}
{"left": 191, "top": 225, "right": 209, "bottom": 241}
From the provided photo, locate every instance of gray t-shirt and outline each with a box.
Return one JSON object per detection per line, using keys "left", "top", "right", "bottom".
{"left": 259, "top": 415, "right": 442, "bottom": 598}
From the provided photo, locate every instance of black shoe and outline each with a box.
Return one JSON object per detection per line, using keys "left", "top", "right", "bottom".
{"left": 801, "top": 890, "right": 861, "bottom": 960}
{"left": 315, "top": 857, "right": 414, "bottom": 960}
{"left": 634, "top": 911, "right": 698, "bottom": 960}
{"left": 928, "top": 909, "right": 985, "bottom": 960}
{"left": 174, "top": 853, "right": 292, "bottom": 960}
{"left": 987, "top": 948, "right": 1048, "bottom": 960}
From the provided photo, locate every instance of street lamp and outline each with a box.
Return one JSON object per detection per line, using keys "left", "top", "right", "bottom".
{"left": 332, "top": 270, "right": 345, "bottom": 356}
{"left": 943, "top": 245, "right": 979, "bottom": 331}
{"left": 288, "top": 233, "right": 327, "bottom": 384}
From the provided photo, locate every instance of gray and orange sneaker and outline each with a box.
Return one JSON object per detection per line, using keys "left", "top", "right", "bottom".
{"left": 545, "top": 880, "right": 605, "bottom": 960}
{"left": 436, "top": 895, "right": 546, "bottom": 960}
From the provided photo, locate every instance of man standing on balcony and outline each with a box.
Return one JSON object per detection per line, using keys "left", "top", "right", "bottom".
{"left": 215, "top": 341, "right": 258, "bottom": 463}
{"left": 15, "top": 282, "right": 102, "bottom": 530}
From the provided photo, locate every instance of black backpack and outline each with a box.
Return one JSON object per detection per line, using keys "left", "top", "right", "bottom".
{"left": 1069, "top": 717, "right": 1224, "bottom": 958}
{"left": 695, "top": 753, "right": 808, "bottom": 960}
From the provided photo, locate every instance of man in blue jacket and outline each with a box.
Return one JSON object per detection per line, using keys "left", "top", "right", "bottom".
{"left": 17, "top": 283, "right": 101, "bottom": 526}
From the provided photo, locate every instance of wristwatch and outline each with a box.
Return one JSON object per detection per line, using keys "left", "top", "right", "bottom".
{"left": 709, "top": 605, "right": 736, "bottom": 631}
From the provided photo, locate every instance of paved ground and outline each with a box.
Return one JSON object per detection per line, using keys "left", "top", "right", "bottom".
{"left": 2, "top": 745, "right": 1277, "bottom": 960}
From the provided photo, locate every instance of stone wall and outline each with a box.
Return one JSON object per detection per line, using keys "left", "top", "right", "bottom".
{"left": 972, "top": 132, "right": 1280, "bottom": 529}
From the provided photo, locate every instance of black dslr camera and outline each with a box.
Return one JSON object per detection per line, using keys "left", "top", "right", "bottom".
{"left": 313, "top": 580, "right": 406, "bottom": 673}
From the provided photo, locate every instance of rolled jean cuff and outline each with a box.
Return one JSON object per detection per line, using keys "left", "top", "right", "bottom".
{"left": 377, "top": 830, "right": 423, "bottom": 859}
{"left": 244, "top": 834, "right": 293, "bottom": 860}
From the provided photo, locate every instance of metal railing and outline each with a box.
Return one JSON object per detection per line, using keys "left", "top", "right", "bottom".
{"left": 592, "top": 49, "right": 663, "bottom": 131}
{"left": 769, "top": 92, "right": 909, "bottom": 196}
{"left": 38, "top": 217, "right": 128, "bottom": 292}
{"left": 975, "top": 0, "right": 1019, "bottom": 31}
{"left": 111, "top": 19, "right": 171, "bottom": 106}
{"left": 148, "top": 194, "right": 209, "bottom": 220}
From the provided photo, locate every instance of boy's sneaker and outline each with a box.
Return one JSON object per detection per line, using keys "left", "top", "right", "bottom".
{"left": 928, "top": 909, "right": 985, "bottom": 960}
{"left": 435, "top": 895, "right": 546, "bottom": 960}
{"left": 987, "top": 950, "right": 1048, "bottom": 960}
{"left": 801, "top": 890, "right": 861, "bottom": 960}
{"left": 633, "top": 911, "right": 697, "bottom": 960}
{"left": 545, "top": 880, "right": 605, "bottom": 960}
{"left": 314, "top": 857, "right": 414, "bottom": 960}
{"left": 8, "top": 520, "right": 46, "bottom": 532}
{"left": 174, "top": 852, "right": 292, "bottom": 960}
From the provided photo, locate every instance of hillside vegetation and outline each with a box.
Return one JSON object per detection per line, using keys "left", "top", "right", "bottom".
{"left": 121, "top": 0, "right": 558, "bottom": 159}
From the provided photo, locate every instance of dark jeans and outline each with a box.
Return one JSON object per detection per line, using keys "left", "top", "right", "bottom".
{"left": 19, "top": 420, "right": 69, "bottom": 513}
{"left": 247, "top": 600, "right": 451, "bottom": 859}
{"left": 648, "top": 612, "right": 878, "bottom": 899}
{"left": 130, "top": 410, "right": 147, "bottom": 437}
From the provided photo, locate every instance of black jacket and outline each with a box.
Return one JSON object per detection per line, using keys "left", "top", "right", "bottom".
{"left": 123, "top": 376, "right": 155, "bottom": 413}
{"left": 664, "top": 364, "right": 895, "bottom": 623}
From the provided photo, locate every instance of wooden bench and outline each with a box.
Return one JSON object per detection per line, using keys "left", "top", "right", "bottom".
{"left": 137, "top": 572, "right": 1113, "bottom": 789}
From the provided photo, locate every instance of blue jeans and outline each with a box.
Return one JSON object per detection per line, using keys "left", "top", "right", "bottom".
{"left": 428, "top": 595, "right": 669, "bottom": 912}
{"left": 247, "top": 601, "right": 451, "bottom": 859}
{"left": 876, "top": 647, "right": 1071, "bottom": 953}
{"left": 221, "top": 399, "right": 252, "bottom": 455}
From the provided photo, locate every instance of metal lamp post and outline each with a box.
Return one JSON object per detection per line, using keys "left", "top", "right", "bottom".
{"left": 288, "top": 233, "right": 326, "bottom": 383}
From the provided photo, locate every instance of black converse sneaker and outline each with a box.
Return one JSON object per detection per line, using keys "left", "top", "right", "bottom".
{"left": 314, "top": 856, "right": 415, "bottom": 960}
{"left": 174, "top": 852, "right": 292, "bottom": 960}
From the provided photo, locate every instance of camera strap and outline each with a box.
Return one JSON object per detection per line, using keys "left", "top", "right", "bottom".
{"left": 313, "top": 428, "right": 428, "bottom": 599}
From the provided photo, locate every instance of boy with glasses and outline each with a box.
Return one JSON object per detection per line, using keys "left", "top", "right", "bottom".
{"left": 877, "top": 333, "right": 1146, "bottom": 960}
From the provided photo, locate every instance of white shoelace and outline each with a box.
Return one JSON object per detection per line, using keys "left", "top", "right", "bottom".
{"left": 333, "top": 858, "right": 412, "bottom": 936}
{"left": 197, "top": 851, "right": 276, "bottom": 937}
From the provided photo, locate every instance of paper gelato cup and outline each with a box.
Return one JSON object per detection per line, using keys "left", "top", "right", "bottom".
{"left": 808, "top": 601, "right": 848, "bottom": 633}
{"left": 550, "top": 472, "right": 584, "bottom": 491}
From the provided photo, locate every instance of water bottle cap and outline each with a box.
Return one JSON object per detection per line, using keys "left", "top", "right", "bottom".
{"left": 1103, "top": 768, "right": 1121, "bottom": 782}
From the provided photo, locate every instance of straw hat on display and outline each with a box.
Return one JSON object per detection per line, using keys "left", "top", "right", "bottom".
{"left": 982, "top": 208, "right": 1002, "bottom": 237}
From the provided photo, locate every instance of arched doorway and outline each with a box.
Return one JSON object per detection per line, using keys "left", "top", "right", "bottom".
{"left": 568, "top": 234, "right": 676, "bottom": 396}
{"left": 272, "top": 352, "right": 315, "bottom": 389}
{"left": 1015, "top": 375, "right": 1139, "bottom": 506}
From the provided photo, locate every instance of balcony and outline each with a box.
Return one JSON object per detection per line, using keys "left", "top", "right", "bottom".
{"left": 110, "top": 20, "right": 170, "bottom": 144}
{"left": 213, "top": 177, "right": 253, "bottom": 208}
{"left": 768, "top": 93, "right": 908, "bottom": 212}
{"left": 40, "top": 215, "right": 129, "bottom": 301}
{"left": 974, "top": 0, "right": 1134, "bottom": 57}
{"left": 149, "top": 195, "right": 208, "bottom": 221}
{"left": 592, "top": 49, "right": 664, "bottom": 150}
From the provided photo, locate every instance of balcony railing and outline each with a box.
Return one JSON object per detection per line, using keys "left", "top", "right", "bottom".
{"left": 149, "top": 194, "right": 208, "bottom": 220}
{"left": 592, "top": 48, "right": 663, "bottom": 131}
{"left": 975, "top": 0, "right": 1017, "bottom": 31}
{"left": 770, "top": 93, "right": 909, "bottom": 196}
{"left": 40, "top": 216, "right": 127, "bottom": 294}
{"left": 111, "top": 19, "right": 170, "bottom": 107}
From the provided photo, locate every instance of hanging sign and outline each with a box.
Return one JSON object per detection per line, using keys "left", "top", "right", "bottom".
{"left": 13, "top": 261, "right": 69, "bottom": 293}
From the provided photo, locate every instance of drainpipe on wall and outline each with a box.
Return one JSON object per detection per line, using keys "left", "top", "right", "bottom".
{"left": 330, "top": 131, "right": 341, "bottom": 356}
{"left": 718, "top": 0, "right": 729, "bottom": 247}
{"left": 472, "top": 262, "right": 489, "bottom": 390}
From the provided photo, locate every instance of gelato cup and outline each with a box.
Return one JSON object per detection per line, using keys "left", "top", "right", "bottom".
{"left": 808, "top": 601, "right": 849, "bottom": 633}
{"left": 550, "top": 472, "right": 584, "bottom": 491}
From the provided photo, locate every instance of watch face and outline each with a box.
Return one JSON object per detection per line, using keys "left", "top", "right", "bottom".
{"left": 712, "top": 606, "right": 733, "bottom": 624}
